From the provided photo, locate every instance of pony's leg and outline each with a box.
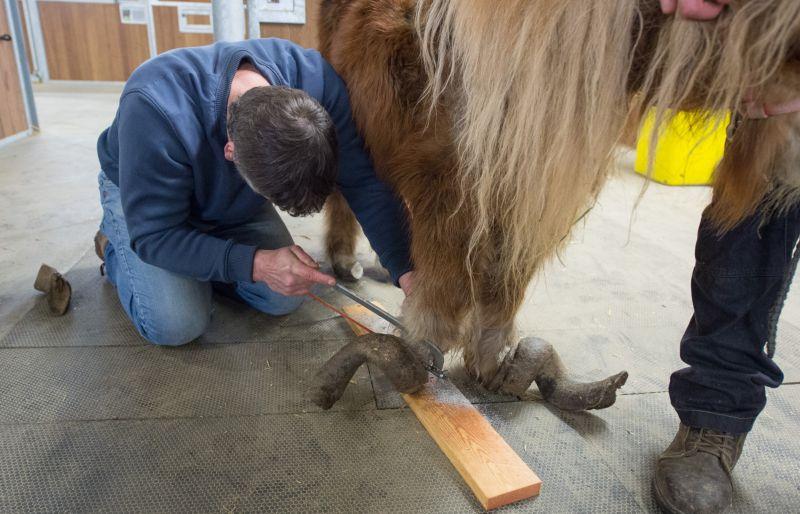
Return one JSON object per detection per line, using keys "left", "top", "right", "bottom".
{"left": 463, "top": 317, "right": 516, "bottom": 389}
{"left": 462, "top": 277, "right": 520, "bottom": 386}
{"left": 403, "top": 284, "right": 468, "bottom": 356}
{"left": 324, "top": 190, "right": 363, "bottom": 281}
{"left": 401, "top": 192, "right": 474, "bottom": 355}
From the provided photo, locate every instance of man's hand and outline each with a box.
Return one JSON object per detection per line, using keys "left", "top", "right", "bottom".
{"left": 253, "top": 245, "right": 335, "bottom": 296}
{"left": 398, "top": 271, "right": 415, "bottom": 297}
{"left": 660, "top": 0, "right": 730, "bottom": 20}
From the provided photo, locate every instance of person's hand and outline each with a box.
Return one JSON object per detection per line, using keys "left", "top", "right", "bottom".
{"left": 398, "top": 271, "right": 415, "bottom": 297}
{"left": 659, "top": 0, "right": 730, "bottom": 20}
{"left": 252, "top": 245, "right": 335, "bottom": 296}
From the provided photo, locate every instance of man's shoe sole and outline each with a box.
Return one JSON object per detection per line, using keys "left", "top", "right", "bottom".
{"left": 94, "top": 231, "right": 108, "bottom": 262}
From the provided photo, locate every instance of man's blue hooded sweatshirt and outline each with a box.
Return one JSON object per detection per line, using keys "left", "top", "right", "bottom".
{"left": 97, "top": 38, "right": 411, "bottom": 285}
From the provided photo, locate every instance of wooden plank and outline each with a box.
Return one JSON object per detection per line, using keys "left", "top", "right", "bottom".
{"left": 340, "top": 303, "right": 391, "bottom": 336}
{"left": 405, "top": 377, "right": 542, "bottom": 510}
{"left": 342, "top": 304, "right": 542, "bottom": 510}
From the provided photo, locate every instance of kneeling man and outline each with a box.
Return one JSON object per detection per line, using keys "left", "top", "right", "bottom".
{"left": 95, "top": 38, "right": 413, "bottom": 345}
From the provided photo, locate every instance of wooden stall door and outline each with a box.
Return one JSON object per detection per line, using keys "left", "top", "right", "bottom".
{"left": 38, "top": 1, "right": 150, "bottom": 81}
{"left": 0, "top": 0, "right": 28, "bottom": 139}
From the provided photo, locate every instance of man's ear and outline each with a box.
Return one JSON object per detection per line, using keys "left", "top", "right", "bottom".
{"left": 224, "top": 141, "right": 235, "bottom": 162}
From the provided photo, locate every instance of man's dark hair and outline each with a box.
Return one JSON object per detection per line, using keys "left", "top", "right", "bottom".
{"left": 228, "top": 86, "right": 338, "bottom": 216}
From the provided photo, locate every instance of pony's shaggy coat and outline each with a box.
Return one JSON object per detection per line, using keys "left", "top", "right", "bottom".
{"left": 320, "top": 0, "right": 800, "bottom": 384}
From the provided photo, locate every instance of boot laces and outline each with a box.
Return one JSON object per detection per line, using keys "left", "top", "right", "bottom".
{"left": 696, "top": 429, "right": 736, "bottom": 470}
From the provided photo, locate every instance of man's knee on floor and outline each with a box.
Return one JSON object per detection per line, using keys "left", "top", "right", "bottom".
{"left": 253, "top": 293, "right": 304, "bottom": 316}
{"left": 137, "top": 306, "right": 212, "bottom": 346}
{"left": 235, "top": 281, "right": 305, "bottom": 316}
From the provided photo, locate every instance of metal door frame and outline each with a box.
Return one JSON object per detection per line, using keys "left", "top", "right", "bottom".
{"left": 19, "top": 0, "right": 47, "bottom": 80}
{"left": 1, "top": 0, "right": 37, "bottom": 146}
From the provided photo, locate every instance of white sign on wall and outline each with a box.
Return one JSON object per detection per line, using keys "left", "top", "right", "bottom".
{"left": 178, "top": 4, "right": 213, "bottom": 34}
{"left": 119, "top": 2, "right": 147, "bottom": 25}
{"left": 256, "top": 0, "right": 305, "bottom": 25}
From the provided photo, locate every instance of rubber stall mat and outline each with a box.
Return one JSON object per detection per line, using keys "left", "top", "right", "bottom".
{"left": 549, "top": 389, "right": 800, "bottom": 513}
{"left": 0, "top": 339, "right": 373, "bottom": 423}
{"left": 0, "top": 404, "right": 644, "bottom": 513}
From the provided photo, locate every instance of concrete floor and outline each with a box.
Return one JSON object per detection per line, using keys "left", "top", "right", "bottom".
{"left": 0, "top": 84, "right": 798, "bottom": 512}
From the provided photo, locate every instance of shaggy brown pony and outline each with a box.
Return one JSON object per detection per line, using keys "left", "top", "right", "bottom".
{"left": 317, "top": 0, "right": 800, "bottom": 410}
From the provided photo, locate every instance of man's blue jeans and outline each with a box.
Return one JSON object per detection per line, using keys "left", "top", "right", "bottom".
{"left": 670, "top": 202, "right": 800, "bottom": 434}
{"left": 98, "top": 171, "right": 303, "bottom": 346}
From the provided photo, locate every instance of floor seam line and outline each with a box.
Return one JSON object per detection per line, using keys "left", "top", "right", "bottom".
{"left": 0, "top": 337, "right": 352, "bottom": 350}
{"left": 0, "top": 408, "right": 387, "bottom": 427}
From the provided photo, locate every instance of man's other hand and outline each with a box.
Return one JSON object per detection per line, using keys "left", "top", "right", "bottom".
{"left": 398, "top": 271, "right": 415, "bottom": 297}
{"left": 660, "top": 0, "right": 730, "bottom": 20}
{"left": 253, "top": 245, "right": 336, "bottom": 296}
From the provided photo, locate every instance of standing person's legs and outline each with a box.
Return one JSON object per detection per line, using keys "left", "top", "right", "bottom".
{"left": 655, "top": 201, "right": 800, "bottom": 514}
{"left": 208, "top": 203, "right": 305, "bottom": 316}
{"left": 671, "top": 203, "right": 800, "bottom": 432}
{"left": 98, "top": 172, "right": 213, "bottom": 346}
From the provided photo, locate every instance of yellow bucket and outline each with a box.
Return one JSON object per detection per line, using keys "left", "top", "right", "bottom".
{"left": 634, "top": 110, "right": 730, "bottom": 186}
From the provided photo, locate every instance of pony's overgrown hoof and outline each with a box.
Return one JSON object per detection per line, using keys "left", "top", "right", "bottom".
{"left": 308, "top": 333, "right": 428, "bottom": 409}
{"left": 331, "top": 256, "right": 364, "bottom": 282}
{"left": 487, "top": 337, "right": 628, "bottom": 411}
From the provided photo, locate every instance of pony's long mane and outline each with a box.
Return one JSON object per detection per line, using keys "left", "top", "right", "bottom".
{"left": 417, "top": 0, "right": 638, "bottom": 305}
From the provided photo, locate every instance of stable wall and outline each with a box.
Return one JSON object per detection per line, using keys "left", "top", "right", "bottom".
{"left": 26, "top": 0, "right": 321, "bottom": 82}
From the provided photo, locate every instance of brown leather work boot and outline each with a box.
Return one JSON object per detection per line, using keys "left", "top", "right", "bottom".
{"left": 654, "top": 424, "right": 747, "bottom": 514}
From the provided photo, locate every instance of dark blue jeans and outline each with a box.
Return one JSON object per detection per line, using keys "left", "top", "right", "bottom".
{"left": 670, "top": 201, "right": 800, "bottom": 434}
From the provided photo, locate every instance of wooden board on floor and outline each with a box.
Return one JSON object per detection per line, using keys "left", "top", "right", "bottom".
{"left": 342, "top": 304, "right": 542, "bottom": 511}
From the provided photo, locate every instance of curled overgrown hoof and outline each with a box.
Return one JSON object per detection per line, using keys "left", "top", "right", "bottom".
{"left": 492, "top": 336, "right": 628, "bottom": 411}
{"left": 309, "top": 333, "right": 428, "bottom": 410}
